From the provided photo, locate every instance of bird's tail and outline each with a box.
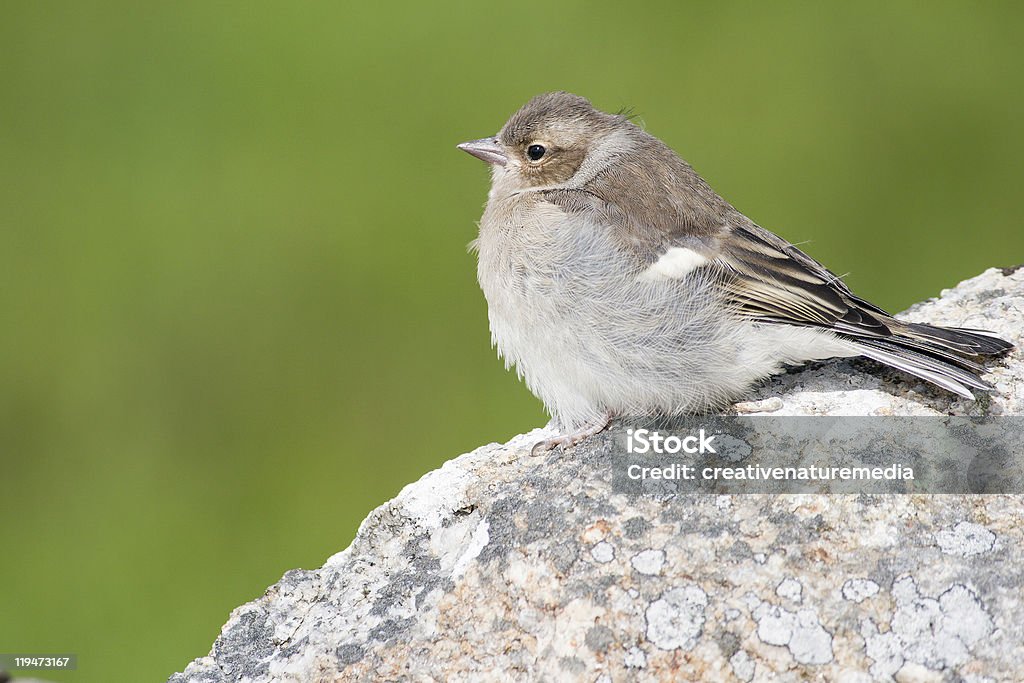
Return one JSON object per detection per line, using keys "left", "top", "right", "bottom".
{"left": 850, "top": 324, "right": 1013, "bottom": 399}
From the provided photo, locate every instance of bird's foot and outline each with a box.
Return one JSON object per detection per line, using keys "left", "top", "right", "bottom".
{"left": 733, "top": 397, "right": 784, "bottom": 414}
{"left": 531, "top": 413, "right": 613, "bottom": 456}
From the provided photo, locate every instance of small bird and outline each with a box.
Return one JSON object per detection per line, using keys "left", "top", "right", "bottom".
{"left": 458, "top": 92, "right": 1013, "bottom": 452}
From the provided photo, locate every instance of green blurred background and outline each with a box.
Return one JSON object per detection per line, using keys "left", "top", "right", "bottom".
{"left": 2, "top": 2, "right": 1022, "bottom": 680}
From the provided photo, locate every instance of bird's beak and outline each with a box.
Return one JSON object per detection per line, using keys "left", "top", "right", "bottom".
{"left": 457, "top": 137, "right": 508, "bottom": 167}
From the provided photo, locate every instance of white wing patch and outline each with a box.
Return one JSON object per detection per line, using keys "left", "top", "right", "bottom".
{"left": 639, "top": 247, "right": 709, "bottom": 281}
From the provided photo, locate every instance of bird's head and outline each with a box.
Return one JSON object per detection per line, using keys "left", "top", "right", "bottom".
{"left": 458, "top": 92, "right": 629, "bottom": 193}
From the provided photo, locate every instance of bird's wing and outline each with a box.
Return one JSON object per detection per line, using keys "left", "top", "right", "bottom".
{"left": 709, "top": 223, "right": 892, "bottom": 338}
{"left": 535, "top": 187, "right": 1008, "bottom": 363}
{"left": 536, "top": 186, "right": 890, "bottom": 336}
{"left": 692, "top": 222, "right": 1015, "bottom": 397}
{"left": 706, "top": 223, "right": 1009, "bottom": 359}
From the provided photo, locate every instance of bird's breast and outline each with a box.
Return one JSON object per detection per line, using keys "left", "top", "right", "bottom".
{"left": 476, "top": 197, "right": 629, "bottom": 313}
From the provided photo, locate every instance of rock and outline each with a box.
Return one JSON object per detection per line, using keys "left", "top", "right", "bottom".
{"left": 169, "top": 267, "right": 1024, "bottom": 682}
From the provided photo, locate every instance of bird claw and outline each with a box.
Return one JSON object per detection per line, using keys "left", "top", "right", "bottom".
{"left": 530, "top": 435, "right": 572, "bottom": 456}
{"left": 530, "top": 413, "right": 613, "bottom": 456}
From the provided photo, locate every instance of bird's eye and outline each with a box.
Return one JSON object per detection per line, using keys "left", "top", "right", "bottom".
{"left": 526, "top": 144, "right": 546, "bottom": 161}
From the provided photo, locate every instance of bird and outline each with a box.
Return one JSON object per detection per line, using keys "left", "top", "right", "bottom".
{"left": 457, "top": 92, "right": 1013, "bottom": 452}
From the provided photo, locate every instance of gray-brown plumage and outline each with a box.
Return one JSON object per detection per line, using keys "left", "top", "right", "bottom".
{"left": 459, "top": 92, "right": 1013, "bottom": 450}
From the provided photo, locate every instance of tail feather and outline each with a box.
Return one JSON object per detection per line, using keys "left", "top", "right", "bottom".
{"left": 867, "top": 332, "right": 989, "bottom": 374}
{"left": 853, "top": 338, "right": 992, "bottom": 399}
{"left": 846, "top": 317, "right": 1014, "bottom": 398}
{"left": 904, "top": 322, "right": 1015, "bottom": 356}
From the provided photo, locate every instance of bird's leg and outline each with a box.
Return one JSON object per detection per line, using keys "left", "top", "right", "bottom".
{"left": 531, "top": 412, "right": 613, "bottom": 456}
{"left": 733, "top": 397, "right": 784, "bottom": 414}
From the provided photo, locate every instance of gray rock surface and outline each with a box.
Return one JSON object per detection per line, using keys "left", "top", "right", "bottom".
{"left": 170, "top": 267, "right": 1023, "bottom": 682}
